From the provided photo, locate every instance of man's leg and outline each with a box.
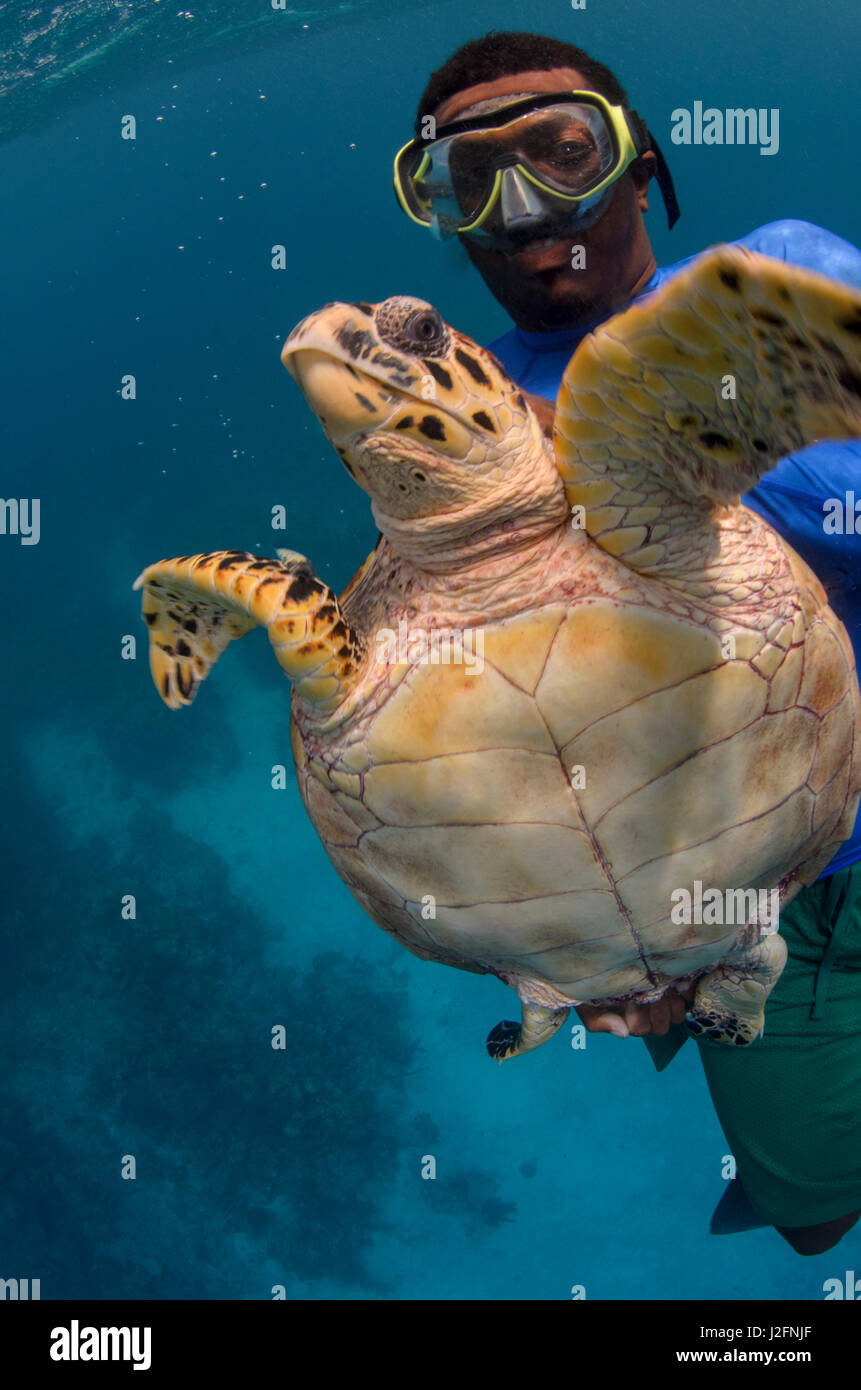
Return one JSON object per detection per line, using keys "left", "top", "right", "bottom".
{"left": 774, "top": 1207, "right": 860, "bottom": 1256}
{"left": 712, "top": 1175, "right": 859, "bottom": 1251}
{"left": 695, "top": 864, "right": 861, "bottom": 1251}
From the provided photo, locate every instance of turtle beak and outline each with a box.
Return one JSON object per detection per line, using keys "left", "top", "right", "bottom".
{"left": 286, "top": 347, "right": 395, "bottom": 446}
{"left": 282, "top": 304, "right": 404, "bottom": 447}
{"left": 280, "top": 311, "right": 316, "bottom": 384}
{"left": 281, "top": 302, "right": 375, "bottom": 384}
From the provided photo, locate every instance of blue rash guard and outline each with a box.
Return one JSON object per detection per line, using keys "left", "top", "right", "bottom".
{"left": 487, "top": 220, "right": 861, "bottom": 876}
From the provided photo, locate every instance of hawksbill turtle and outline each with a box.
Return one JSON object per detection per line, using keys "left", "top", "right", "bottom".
{"left": 134, "top": 246, "right": 861, "bottom": 1061}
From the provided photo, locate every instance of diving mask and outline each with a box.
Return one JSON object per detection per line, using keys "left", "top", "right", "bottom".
{"left": 393, "top": 90, "right": 680, "bottom": 246}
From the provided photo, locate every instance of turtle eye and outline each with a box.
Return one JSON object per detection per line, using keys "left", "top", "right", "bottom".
{"left": 376, "top": 298, "right": 451, "bottom": 357}
{"left": 406, "top": 308, "right": 445, "bottom": 346}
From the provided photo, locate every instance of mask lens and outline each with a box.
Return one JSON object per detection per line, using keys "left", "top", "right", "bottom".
{"left": 447, "top": 137, "right": 498, "bottom": 220}
{"left": 402, "top": 100, "right": 620, "bottom": 231}
{"left": 523, "top": 106, "right": 614, "bottom": 193}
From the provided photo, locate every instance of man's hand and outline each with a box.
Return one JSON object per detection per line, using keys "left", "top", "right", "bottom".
{"left": 576, "top": 982, "right": 697, "bottom": 1038}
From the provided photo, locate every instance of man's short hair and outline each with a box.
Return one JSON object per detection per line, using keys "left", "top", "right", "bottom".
{"left": 415, "top": 30, "right": 629, "bottom": 133}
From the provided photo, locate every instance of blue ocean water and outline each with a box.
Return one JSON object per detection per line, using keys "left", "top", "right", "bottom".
{"left": 1, "top": 0, "right": 858, "bottom": 1300}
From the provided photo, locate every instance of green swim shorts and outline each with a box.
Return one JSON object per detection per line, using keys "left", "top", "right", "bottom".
{"left": 643, "top": 863, "right": 861, "bottom": 1228}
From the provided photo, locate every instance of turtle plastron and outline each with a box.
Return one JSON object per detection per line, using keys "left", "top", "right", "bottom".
{"left": 134, "top": 252, "right": 861, "bottom": 1063}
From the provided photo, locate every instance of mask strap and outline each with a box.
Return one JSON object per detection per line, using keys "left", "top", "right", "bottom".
{"left": 647, "top": 130, "right": 681, "bottom": 229}
{"left": 628, "top": 108, "right": 681, "bottom": 230}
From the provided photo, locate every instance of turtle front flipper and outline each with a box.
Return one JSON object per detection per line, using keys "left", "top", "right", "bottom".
{"left": 486, "top": 1001, "right": 570, "bottom": 1063}
{"left": 132, "top": 549, "right": 364, "bottom": 713}
{"left": 555, "top": 245, "right": 861, "bottom": 575}
{"left": 686, "top": 931, "right": 788, "bottom": 1046}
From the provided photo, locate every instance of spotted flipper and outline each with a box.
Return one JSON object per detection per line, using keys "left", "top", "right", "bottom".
{"left": 132, "top": 549, "right": 364, "bottom": 712}
{"left": 555, "top": 246, "right": 861, "bottom": 573}
{"left": 686, "top": 931, "right": 788, "bottom": 1045}
{"left": 486, "top": 1000, "right": 570, "bottom": 1063}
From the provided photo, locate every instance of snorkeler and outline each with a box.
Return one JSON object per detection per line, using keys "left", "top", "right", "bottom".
{"left": 394, "top": 30, "right": 861, "bottom": 1256}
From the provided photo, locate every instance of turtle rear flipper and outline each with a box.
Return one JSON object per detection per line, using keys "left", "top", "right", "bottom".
{"left": 555, "top": 246, "right": 861, "bottom": 575}
{"left": 133, "top": 549, "right": 364, "bottom": 712}
{"left": 686, "top": 931, "right": 788, "bottom": 1045}
{"left": 486, "top": 1000, "right": 570, "bottom": 1063}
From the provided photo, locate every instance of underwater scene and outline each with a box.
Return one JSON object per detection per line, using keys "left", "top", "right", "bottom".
{"left": 2, "top": 0, "right": 860, "bottom": 1303}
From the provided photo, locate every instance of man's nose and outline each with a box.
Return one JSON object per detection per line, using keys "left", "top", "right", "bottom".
{"left": 497, "top": 166, "right": 548, "bottom": 228}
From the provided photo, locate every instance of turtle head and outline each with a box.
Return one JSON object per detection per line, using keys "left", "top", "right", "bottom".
{"left": 282, "top": 297, "right": 566, "bottom": 568}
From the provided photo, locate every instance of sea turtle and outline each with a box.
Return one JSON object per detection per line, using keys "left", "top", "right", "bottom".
{"left": 134, "top": 246, "right": 861, "bottom": 1060}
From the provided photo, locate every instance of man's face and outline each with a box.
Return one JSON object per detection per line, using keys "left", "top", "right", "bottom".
{"left": 432, "top": 67, "right": 657, "bottom": 332}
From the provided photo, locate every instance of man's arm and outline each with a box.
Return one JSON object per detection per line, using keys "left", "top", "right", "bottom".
{"left": 738, "top": 218, "right": 861, "bottom": 288}
{"left": 737, "top": 220, "right": 861, "bottom": 618}
{"left": 577, "top": 982, "right": 697, "bottom": 1038}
